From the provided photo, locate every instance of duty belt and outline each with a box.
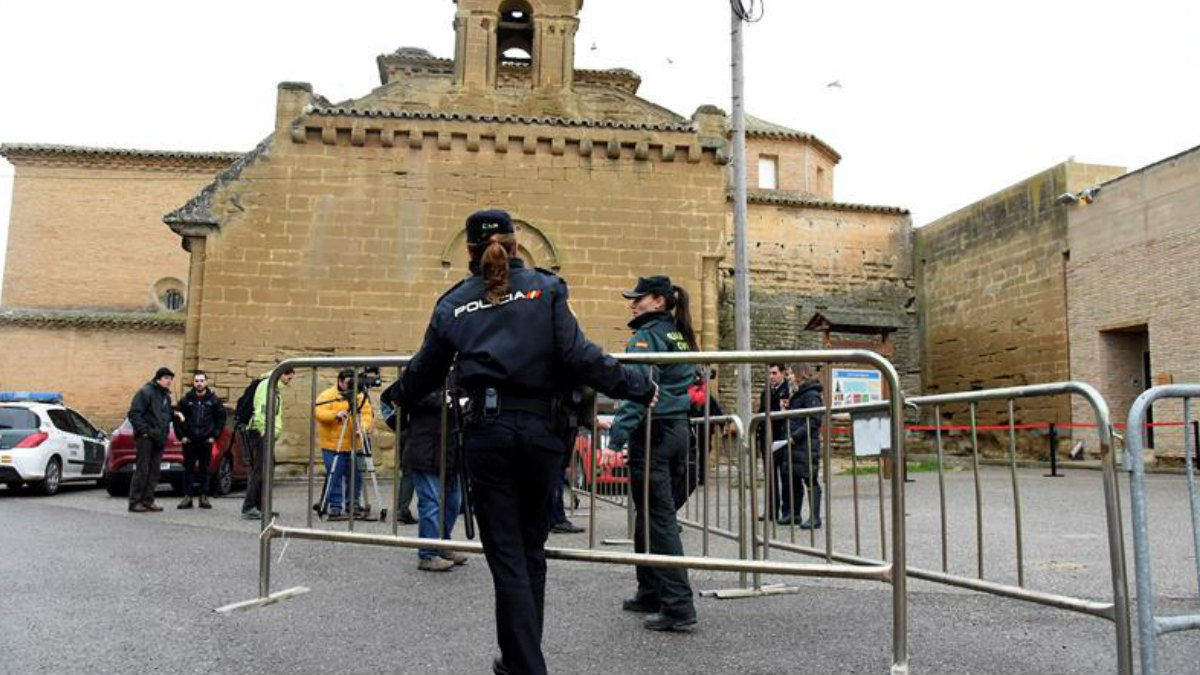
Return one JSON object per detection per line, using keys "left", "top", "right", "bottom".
{"left": 469, "top": 388, "right": 554, "bottom": 419}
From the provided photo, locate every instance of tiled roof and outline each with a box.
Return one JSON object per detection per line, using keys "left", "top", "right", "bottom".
{"left": 0, "top": 143, "right": 242, "bottom": 163}
{"left": 164, "top": 136, "right": 272, "bottom": 227}
{"left": 304, "top": 107, "right": 696, "bottom": 133}
{"left": 805, "top": 308, "right": 906, "bottom": 332}
{"left": 0, "top": 309, "right": 186, "bottom": 331}
{"left": 727, "top": 115, "right": 841, "bottom": 162}
{"left": 742, "top": 189, "right": 909, "bottom": 215}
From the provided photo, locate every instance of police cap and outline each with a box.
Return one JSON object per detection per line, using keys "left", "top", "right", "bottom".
{"left": 466, "top": 209, "right": 514, "bottom": 245}
{"left": 621, "top": 275, "right": 673, "bottom": 299}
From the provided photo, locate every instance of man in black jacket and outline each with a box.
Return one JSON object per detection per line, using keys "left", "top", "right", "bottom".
{"left": 783, "top": 364, "right": 824, "bottom": 528}
{"left": 174, "top": 371, "right": 227, "bottom": 509}
{"left": 128, "top": 367, "right": 179, "bottom": 513}
{"left": 760, "top": 363, "right": 792, "bottom": 521}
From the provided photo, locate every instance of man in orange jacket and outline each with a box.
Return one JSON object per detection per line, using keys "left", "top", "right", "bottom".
{"left": 315, "top": 368, "right": 375, "bottom": 519}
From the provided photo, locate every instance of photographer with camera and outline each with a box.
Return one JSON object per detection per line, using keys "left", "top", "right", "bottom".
{"left": 314, "top": 368, "right": 375, "bottom": 520}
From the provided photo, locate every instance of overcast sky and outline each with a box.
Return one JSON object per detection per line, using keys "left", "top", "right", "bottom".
{"left": 2, "top": 0, "right": 1197, "bottom": 301}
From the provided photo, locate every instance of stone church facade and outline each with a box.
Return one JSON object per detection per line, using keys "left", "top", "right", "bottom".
{"left": 2, "top": 0, "right": 915, "bottom": 451}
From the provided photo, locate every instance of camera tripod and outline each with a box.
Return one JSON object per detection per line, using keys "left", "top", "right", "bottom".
{"left": 313, "top": 389, "right": 387, "bottom": 522}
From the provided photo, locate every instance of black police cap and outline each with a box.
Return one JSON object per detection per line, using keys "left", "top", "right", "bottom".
{"left": 465, "top": 209, "right": 514, "bottom": 245}
{"left": 621, "top": 275, "right": 674, "bottom": 299}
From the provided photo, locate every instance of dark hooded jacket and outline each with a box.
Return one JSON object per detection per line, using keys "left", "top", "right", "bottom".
{"left": 128, "top": 380, "right": 173, "bottom": 444}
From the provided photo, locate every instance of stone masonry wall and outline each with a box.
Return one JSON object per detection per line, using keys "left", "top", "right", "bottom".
{"left": 718, "top": 201, "right": 918, "bottom": 399}
{"left": 190, "top": 116, "right": 727, "bottom": 463}
{"left": 916, "top": 162, "right": 1124, "bottom": 456}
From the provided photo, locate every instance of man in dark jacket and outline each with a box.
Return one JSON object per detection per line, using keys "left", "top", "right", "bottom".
{"left": 127, "top": 367, "right": 179, "bottom": 513}
{"left": 174, "top": 371, "right": 226, "bottom": 509}
{"left": 400, "top": 388, "right": 468, "bottom": 571}
{"left": 760, "top": 363, "right": 792, "bottom": 521}
{"left": 783, "top": 364, "right": 824, "bottom": 528}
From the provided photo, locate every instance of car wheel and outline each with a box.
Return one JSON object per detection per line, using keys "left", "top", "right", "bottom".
{"left": 37, "top": 457, "right": 62, "bottom": 496}
{"left": 213, "top": 455, "right": 234, "bottom": 496}
{"left": 103, "top": 472, "right": 129, "bottom": 498}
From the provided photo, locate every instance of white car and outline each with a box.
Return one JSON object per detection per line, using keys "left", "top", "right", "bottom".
{"left": 0, "top": 394, "right": 107, "bottom": 495}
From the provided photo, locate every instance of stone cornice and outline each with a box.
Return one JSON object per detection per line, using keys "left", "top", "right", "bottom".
{"left": 293, "top": 108, "right": 723, "bottom": 164}
{"left": 305, "top": 106, "right": 694, "bottom": 132}
{"left": 741, "top": 189, "right": 909, "bottom": 215}
{"left": 0, "top": 309, "right": 186, "bottom": 332}
{"left": 375, "top": 48, "right": 641, "bottom": 93}
{"left": 164, "top": 136, "right": 272, "bottom": 228}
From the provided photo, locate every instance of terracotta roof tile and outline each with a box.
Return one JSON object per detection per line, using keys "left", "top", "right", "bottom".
{"left": 741, "top": 189, "right": 909, "bottom": 215}
{"left": 0, "top": 309, "right": 186, "bottom": 332}
{"left": 0, "top": 143, "right": 242, "bottom": 163}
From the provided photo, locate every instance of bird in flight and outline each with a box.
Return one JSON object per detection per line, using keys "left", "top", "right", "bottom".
{"left": 826, "top": 80, "right": 843, "bottom": 88}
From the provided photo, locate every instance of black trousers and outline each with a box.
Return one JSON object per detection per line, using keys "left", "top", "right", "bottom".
{"left": 397, "top": 470, "right": 415, "bottom": 514}
{"left": 465, "top": 411, "right": 562, "bottom": 675}
{"left": 241, "top": 429, "right": 264, "bottom": 514}
{"left": 777, "top": 452, "right": 821, "bottom": 520}
{"left": 182, "top": 440, "right": 211, "bottom": 497}
{"left": 629, "top": 417, "right": 695, "bottom": 616}
{"left": 129, "top": 435, "right": 164, "bottom": 505}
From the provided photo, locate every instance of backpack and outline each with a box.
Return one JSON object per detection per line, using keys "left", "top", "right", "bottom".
{"left": 233, "top": 378, "right": 262, "bottom": 428}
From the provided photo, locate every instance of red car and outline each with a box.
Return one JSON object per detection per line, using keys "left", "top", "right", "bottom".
{"left": 103, "top": 408, "right": 249, "bottom": 497}
{"left": 570, "top": 418, "right": 629, "bottom": 495}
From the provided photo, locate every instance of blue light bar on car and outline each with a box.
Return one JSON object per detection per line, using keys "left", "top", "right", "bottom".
{"left": 0, "top": 392, "right": 63, "bottom": 404}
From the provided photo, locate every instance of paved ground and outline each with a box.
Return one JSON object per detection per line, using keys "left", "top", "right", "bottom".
{"left": 2, "top": 465, "right": 1198, "bottom": 674}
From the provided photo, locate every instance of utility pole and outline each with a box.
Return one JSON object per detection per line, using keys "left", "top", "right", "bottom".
{"left": 730, "top": 5, "right": 752, "bottom": 454}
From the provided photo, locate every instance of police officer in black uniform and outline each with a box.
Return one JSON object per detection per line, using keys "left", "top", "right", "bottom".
{"left": 397, "top": 210, "right": 657, "bottom": 675}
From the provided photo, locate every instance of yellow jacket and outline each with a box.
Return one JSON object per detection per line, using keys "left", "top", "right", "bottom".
{"left": 314, "top": 385, "right": 374, "bottom": 453}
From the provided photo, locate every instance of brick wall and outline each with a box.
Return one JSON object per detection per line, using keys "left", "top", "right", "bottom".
{"left": 915, "top": 162, "right": 1126, "bottom": 448}
{"left": 1068, "top": 145, "right": 1200, "bottom": 459}
{"left": 1, "top": 152, "right": 231, "bottom": 310}
{"left": 0, "top": 323, "right": 183, "bottom": 432}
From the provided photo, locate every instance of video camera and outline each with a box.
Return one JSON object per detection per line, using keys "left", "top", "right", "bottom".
{"left": 339, "top": 367, "right": 382, "bottom": 396}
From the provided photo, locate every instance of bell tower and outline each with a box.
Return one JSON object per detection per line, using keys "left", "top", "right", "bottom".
{"left": 453, "top": 0, "right": 582, "bottom": 91}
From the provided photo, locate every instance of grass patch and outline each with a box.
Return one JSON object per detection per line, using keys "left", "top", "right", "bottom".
{"left": 840, "top": 459, "right": 943, "bottom": 475}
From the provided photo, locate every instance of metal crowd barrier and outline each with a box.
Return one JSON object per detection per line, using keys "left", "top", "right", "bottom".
{"left": 241, "top": 349, "right": 910, "bottom": 675}
{"left": 702, "top": 382, "right": 1132, "bottom": 674}
{"left": 1125, "top": 385, "right": 1200, "bottom": 675}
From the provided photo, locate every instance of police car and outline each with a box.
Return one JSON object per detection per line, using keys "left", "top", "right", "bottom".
{"left": 0, "top": 393, "right": 107, "bottom": 495}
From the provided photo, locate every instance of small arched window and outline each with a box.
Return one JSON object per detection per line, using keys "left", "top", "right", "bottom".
{"left": 151, "top": 277, "right": 187, "bottom": 313}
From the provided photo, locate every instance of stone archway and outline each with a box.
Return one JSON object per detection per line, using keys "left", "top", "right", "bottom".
{"left": 439, "top": 219, "right": 562, "bottom": 272}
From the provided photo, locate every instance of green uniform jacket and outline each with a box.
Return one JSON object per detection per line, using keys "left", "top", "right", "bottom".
{"left": 608, "top": 312, "right": 694, "bottom": 451}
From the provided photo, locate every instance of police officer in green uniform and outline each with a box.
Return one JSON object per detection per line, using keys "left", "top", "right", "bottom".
{"left": 608, "top": 275, "right": 700, "bottom": 631}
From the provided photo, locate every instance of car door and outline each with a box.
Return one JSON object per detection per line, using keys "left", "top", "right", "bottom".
{"left": 67, "top": 409, "right": 106, "bottom": 477}
{"left": 45, "top": 409, "right": 84, "bottom": 479}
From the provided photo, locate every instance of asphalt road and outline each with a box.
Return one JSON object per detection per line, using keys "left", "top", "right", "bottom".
{"left": 2, "top": 466, "right": 1197, "bottom": 675}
